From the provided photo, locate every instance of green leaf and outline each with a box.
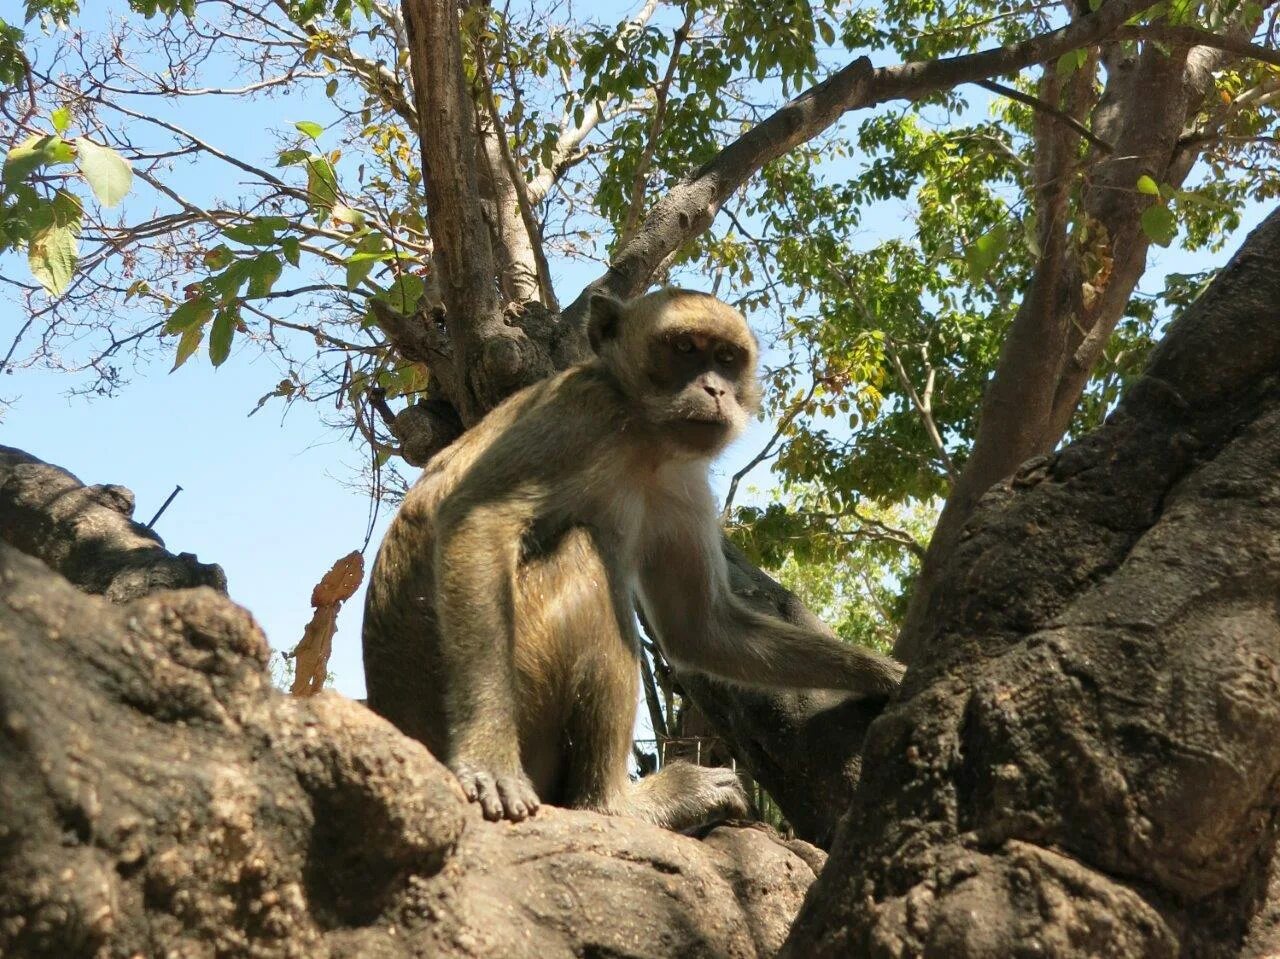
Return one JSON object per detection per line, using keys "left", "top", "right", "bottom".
{"left": 277, "top": 148, "right": 310, "bottom": 167}
{"left": 221, "top": 216, "right": 287, "bottom": 245}
{"left": 1140, "top": 204, "right": 1177, "bottom": 247}
{"left": 212, "top": 257, "right": 256, "bottom": 300}
{"left": 331, "top": 203, "right": 365, "bottom": 227}
{"left": 3, "top": 135, "right": 75, "bottom": 186}
{"left": 1136, "top": 175, "right": 1160, "bottom": 196}
{"left": 1174, "top": 188, "right": 1232, "bottom": 212}
{"left": 281, "top": 236, "right": 301, "bottom": 266}
{"left": 305, "top": 155, "right": 338, "bottom": 218}
{"left": 51, "top": 106, "right": 71, "bottom": 134}
{"left": 74, "top": 138, "right": 133, "bottom": 207}
{"left": 1055, "top": 47, "right": 1087, "bottom": 78}
{"left": 48, "top": 188, "right": 84, "bottom": 226}
{"left": 28, "top": 213, "right": 79, "bottom": 296}
{"left": 26, "top": 189, "right": 83, "bottom": 296}
{"left": 375, "top": 273, "right": 425, "bottom": 314}
{"left": 817, "top": 19, "right": 835, "bottom": 46}
{"left": 203, "top": 244, "right": 234, "bottom": 269}
{"left": 1021, "top": 212, "right": 1041, "bottom": 258}
{"left": 246, "top": 253, "right": 282, "bottom": 298}
{"left": 345, "top": 232, "right": 385, "bottom": 290}
{"left": 166, "top": 294, "right": 214, "bottom": 333}
{"left": 962, "top": 222, "right": 1009, "bottom": 285}
{"left": 209, "top": 308, "right": 235, "bottom": 367}
{"left": 295, "top": 120, "right": 324, "bottom": 140}
{"left": 171, "top": 324, "right": 204, "bottom": 371}
{"left": 325, "top": 77, "right": 339, "bottom": 98}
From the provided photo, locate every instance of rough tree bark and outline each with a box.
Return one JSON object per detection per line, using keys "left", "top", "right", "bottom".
{"left": 896, "top": 2, "right": 1278, "bottom": 665}
{"left": 782, "top": 205, "right": 1280, "bottom": 956}
{"left": 0, "top": 452, "right": 823, "bottom": 959}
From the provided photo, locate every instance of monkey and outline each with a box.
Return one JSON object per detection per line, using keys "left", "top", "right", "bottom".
{"left": 362, "top": 288, "right": 905, "bottom": 828}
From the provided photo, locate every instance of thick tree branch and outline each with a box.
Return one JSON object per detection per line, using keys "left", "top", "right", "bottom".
{"left": 1119, "top": 23, "right": 1280, "bottom": 68}
{"left": 0, "top": 446, "right": 226, "bottom": 601}
{"left": 401, "top": 0, "right": 553, "bottom": 420}
{"left": 896, "top": 12, "right": 1245, "bottom": 663}
{"left": 562, "top": 0, "right": 1158, "bottom": 325}
{"left": 785, "top": 202, "right": 1280, "bottom": 958}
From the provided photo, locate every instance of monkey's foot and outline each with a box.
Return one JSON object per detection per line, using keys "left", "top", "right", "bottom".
{"left": 686, "top": 765, "right": 752, "bottom": 823}
{"left": 450, "top": 760, "right": 541, "bottom": 822}
{"left": 626, "top": 761, "right": 751, "bottom": 832}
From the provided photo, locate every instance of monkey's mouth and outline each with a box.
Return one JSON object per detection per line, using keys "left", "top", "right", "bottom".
{"left": 682, "top": 413, "right": 727, "bottom": 425}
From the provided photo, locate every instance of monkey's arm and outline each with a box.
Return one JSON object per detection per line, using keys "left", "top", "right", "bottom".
{"left": 434, "top": 498, "right": 542, "bottom": 821}
{"left": 638, "top": 542, "right": 904, "bottom": 699}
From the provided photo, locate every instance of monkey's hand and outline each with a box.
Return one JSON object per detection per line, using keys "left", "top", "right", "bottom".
{"left": 450, "top": 758, "right": 541, "bottom": 822}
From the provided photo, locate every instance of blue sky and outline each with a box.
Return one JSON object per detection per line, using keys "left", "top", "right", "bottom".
{"left": 2, "top": 2, "right": 1270, "bottom": 706}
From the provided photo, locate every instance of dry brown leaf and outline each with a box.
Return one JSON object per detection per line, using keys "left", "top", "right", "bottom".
{"left": 290, "top": 550, "right": 365, "bottom": 698}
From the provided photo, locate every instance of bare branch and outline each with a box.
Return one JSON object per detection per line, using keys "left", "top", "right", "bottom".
{"left": 722, "top": 379, "right": 819, "bottom": 520}
{"left": 475, "top": 41, "right": 559, "bottom": 311}
{"left": 884, "top": 337, "right": 959, "bottom": 487}
{"left": 617, "top": 9, "right": 693, "bottom": 249}
{"left": 976, "top": 78, "right": 1113, "bottom": 153}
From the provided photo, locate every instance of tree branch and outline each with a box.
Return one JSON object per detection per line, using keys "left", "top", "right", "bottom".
{"left": 617, "top": 10, "right": 693, "bottom": 250}
{"left": 402, "top": 0, "right": 552, "bottom": 420}
{"left": 475, "top": 41, "right": 559, "bottom": 311}
{"left": 563, "top": 0, "right": 1158, "bottom": 322}
{"left": 1118, "top": 23, "right": 1280, "bottom": 68}
{"left": 976, "top": 78, "right": 1113, "bottom": 153}
{"left": 883, "top": 337, "right": 959, "bottom": 486}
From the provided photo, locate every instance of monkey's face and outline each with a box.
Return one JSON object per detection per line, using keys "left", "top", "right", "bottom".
{"left": 588, "top": 289, "right": 762, "bottom": 456}
{"left": 643, "top": 328, "right": 754, "bottom": 454}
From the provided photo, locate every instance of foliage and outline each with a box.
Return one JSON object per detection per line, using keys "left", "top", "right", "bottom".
{"left": 1, "top": 0, "right": 1276, "bottom": 665}
{"left": 730, "top": 489, "right": 936, "bottom": 652}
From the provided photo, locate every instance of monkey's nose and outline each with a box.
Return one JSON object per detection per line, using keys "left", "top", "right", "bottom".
{"left": 702, "top": 383, "right": 725, "bottom": 398}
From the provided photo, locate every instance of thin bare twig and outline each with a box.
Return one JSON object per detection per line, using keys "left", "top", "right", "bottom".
{"left": 976, "top": 78, "right": 1113, "bottom": 153}
{"left": 883, "top": 337, "right": 958, "bottom": 486}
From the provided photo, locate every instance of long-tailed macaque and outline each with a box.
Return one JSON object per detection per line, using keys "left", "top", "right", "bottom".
{"left": 362, "top": 289, "right": 905, "bottom": 828}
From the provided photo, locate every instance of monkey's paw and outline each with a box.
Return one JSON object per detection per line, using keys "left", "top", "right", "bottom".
{"left": 695, "top": 765, "right": 751, "bottom": 821}
{"left": 450, "top": 760, "right": 541, "bottom": 822}
{"left": 653, "top": 761, "right": 751, "bottom": 829}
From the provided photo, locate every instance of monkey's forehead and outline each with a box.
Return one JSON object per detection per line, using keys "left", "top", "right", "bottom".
{"left": 640, "top": 291, "right": 759, "bottom": 348}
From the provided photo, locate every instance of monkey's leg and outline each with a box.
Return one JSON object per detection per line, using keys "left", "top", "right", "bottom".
{"left": 557, "top": 615, "right": 749, "bottom": 832}
{"left": 435, "top": 506, "right": 542, "bottom": 822}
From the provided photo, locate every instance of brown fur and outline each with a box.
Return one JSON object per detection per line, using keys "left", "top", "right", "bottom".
{"left": 362, "top": 289, "right": 904, "bottom": 827}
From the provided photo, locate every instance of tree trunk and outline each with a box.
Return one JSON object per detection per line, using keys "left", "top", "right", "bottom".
{"left": 0, "top": 450, "right": 822, "bottom": 959}
{"left": 783, "top": 205, "right": 1280, "bottom": 956}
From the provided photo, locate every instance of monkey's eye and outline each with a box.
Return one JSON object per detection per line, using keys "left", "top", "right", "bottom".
{"left": 714, "top": 347, "right": 737, "bottom": 365}
{"left": 672, "top": 336, "right": 695, "bottom": 354}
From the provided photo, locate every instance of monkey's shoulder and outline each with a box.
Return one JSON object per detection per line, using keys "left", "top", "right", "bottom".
{"left": 402, "top": 364, "right": 628, "bottom": 513}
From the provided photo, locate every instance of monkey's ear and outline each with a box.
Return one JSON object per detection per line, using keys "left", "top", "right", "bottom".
{"left": 587, "top": 292, "right": 625, "bottom": 353}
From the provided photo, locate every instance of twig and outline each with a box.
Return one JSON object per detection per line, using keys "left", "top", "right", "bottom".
{"left": 722, "top": 379, "right": 819, "bottom": 519}
{"left": 976, "top": 78, "right": 1113, "bottom": 153}
{"left": 883, "top": 337, "right": 958, "bottom": 486}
